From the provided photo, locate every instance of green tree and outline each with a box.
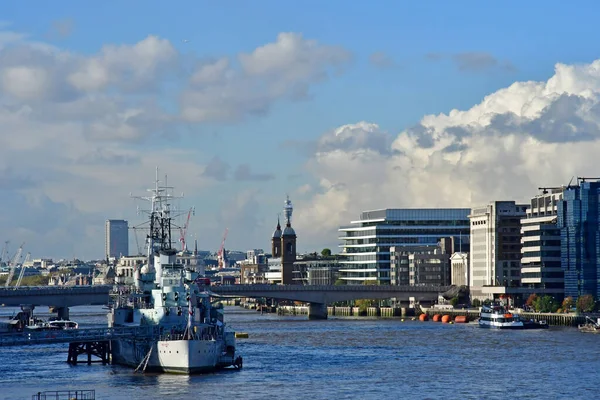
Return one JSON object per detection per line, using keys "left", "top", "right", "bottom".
{"left": 577, "top": 294, "right": 596, "bottom": 313}
{"left": 472, "top": 298, "right": 481, "bottom": 308}
{"left": 562, "top": 296, "right": 574, "bottom": 313}
{"left": 534, "top": 295, "right": 558, "bottom": 313}
{"left": 321, "top": 248, "right": 332, "bottom": 257}
{"left": 526, "top": 293, "right": 538, "bottom": 310}
{"left": 334, "top": 279, "right": 345, "bottom": 286}
{"left": 362, "top": 279, "right": 378, "bottom": 285}
{"left": 450, "top": 296, "right": 459, "bottom": 307}
{"left": 355, "top": 298, "right": 376, "bottom": 311}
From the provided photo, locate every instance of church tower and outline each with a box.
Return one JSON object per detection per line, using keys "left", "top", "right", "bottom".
{"left": 281, "top": 195, "right": 297, "bottom": 285}
{"left": 271, "top": 217, "right": 282, "bottom": 258}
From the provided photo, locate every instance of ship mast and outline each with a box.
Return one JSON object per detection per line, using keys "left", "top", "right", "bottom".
{"left": 131, "top": 167, "right": 184, "bottom": 269}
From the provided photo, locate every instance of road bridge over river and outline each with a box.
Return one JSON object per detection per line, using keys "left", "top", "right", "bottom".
{"left": 0, "top": 285, "right": 112, "bottom": 320}
{"left": 211, "top": 284, "right": 452, "bottom": 319}
{"left": 0, "top": 284, "right": 452, "bottom": 320}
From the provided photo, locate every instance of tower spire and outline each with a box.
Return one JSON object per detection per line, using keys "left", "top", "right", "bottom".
{"left": 284, "top": 195, "right": 293, "bottom": 227}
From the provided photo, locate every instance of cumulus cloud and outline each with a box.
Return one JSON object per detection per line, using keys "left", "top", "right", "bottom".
{"left": 181, "top": 32, "right": 352, "bottom": 122}
{"left": 0, "top": 27, "right": 350, "bottom": 258}
{"left": 294, "top": 59, "right": 600, "bottom": 250}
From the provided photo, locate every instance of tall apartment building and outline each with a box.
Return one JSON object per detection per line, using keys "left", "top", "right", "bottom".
{"left": 469, "top": 201, "right": 528, "bottom": 300}
{"left": 521, "top": 189, "right": 564, "bottom": 299}
{"left": 105, "top": 219, "right": 129, "bottom": 259}
{"left": 557, "top": 179, "right": 600, "bottom": 301}
{"left": 339, "top": 209, "right": 470, "bottom": 285}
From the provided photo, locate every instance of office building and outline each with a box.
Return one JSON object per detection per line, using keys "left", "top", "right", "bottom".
{"left": 339, "top": 209, "right": 470, "bottom": 285}
{"left": 469, "top": 201, "right": 528, "bottom": 301}
{"left": 105, "top": 219, "right": 129, "bottom": 259}
{"left": 521, "top": 189, "right": 564, "bottom": 299}
{"left": 557, "top": 179, "right": 600, "bottom": 301}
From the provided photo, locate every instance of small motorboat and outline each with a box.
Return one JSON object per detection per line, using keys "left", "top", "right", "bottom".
{"left": 25, "top": 319, "right": 79, "bottom": 331}
{"left": 578, "top": 316, "right": 600, "bottom": 333}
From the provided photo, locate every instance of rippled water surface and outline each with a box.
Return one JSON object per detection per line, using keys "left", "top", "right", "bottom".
{"left": 0, "top": 306, "right": 598, "bottom": 399}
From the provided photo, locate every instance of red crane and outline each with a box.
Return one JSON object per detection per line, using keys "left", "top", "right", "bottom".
{"left": 217, "top": 228, "right": 229, "bottom": 269}
{"left": 179, "top": 207, "right": 194, "bottom": 252}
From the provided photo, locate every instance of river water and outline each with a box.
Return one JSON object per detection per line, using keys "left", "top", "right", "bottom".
{"left": 0, "top": 305, "right": 598, "bottom": 400}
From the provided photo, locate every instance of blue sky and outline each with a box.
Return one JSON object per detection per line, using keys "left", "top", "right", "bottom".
{"left": 2, "top": 2, "right": 600, "bottom": 259}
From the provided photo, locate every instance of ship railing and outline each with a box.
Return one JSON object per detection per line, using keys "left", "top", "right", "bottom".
{"left": 211, "top": 284, "right": 450, "bottom": 292}
{"left": 160, "top": 333, "right": 219, "bottom": 341}
{"left": 32, "top": 390, "right": 95, "bottom": 400}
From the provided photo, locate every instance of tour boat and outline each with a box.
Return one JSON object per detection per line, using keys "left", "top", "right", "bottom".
{"left": 479, "top": 305, "right": 548, "bottom": 330}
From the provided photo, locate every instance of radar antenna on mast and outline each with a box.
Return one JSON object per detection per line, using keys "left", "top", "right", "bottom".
{"left": 130, "top": 167, "right": 186, "bottom": 260}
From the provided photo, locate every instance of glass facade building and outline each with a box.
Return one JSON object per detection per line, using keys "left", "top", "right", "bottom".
{"left": 557, "top": 180, "right": 600, "bottom": 301}
{"left": 338, "top": 209, "right": 470, "bottom": 285}
{"left": 105, "top": 219, "right": 129, "bottom": 259}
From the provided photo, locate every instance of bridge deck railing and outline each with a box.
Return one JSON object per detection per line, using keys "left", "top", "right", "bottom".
{"left": 0, "top": 325, "right": 159, "bottom": 347}
{"left": 0, "top": 285, "right": 113, "bottom": 297}
{"left": 212, "top": 284, "right": 451, "bottom": 292}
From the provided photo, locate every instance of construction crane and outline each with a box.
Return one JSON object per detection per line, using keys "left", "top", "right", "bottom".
{"left": 578, "top": 177, "right": 600, "bottom": 184}
{"left": 538, "top": 187, "right": 566, "bottom": 195}
{"left": 179, "top": 207, "right": 195, "bottom": 252}
{"left": 132, "top": 227, "right": 143, "bottom": 255}
{"left": 217, "top": 228, "right": 229, "bottom": 269}
{"left": 0, "top": 241, "right": 8, "bottom": 265}
{"left": 15, "top": 252, "right": 31, "bottom": 287}
{"left": 5, "top": 242, "right": 25, "bottom": 287}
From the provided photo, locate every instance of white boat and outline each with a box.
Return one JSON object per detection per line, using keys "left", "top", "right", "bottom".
{"left": 108, "top": 169, "right": 242, "bottom": 374}
{"left": 47, "top": 320, "right": 78, "bottom": 330}
{"left": 578, "top": 316, "right": 600, "bottom": 333}
{"left": 478, "top": 305, "right": 548, "bottom": 330}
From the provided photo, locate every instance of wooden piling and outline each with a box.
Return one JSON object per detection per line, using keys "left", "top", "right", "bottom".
{"left": 67, "top": 341, "right": 110, "bottom": 365}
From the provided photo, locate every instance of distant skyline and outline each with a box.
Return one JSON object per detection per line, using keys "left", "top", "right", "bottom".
{"left": 2, "top": 1, "right": 600, "bottom": 259}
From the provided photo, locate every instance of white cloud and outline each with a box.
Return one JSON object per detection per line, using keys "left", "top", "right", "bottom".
{"left": 181, "top": 32, "right": 352, "bottom": 122}
{"left": 0, "top": 27, "right": 351, "bottom": 258}
{"left": 68, "top": 35, "right": 177, "bottom": 92}
{"left": 294, "top": 59, "right": 600, "bottom": 251}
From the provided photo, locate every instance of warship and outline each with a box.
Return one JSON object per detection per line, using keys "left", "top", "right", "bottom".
{"left": 107, "top": 169, "right": 242, "bottom": 373}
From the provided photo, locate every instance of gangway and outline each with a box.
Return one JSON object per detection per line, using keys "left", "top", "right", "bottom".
{"left": 0, "top": 325, "right": 159, "bottom": 347}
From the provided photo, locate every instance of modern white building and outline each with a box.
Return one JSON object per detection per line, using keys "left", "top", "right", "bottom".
{"left": 105, "top": 219, "right": 129, "bottom": 259}
{"left": 521, "top": 189, "right": 564, "bottom": 299}
{"left": 339, "top": 209, "right": 470, "bottom": 285}
{"left": 450, "top": 252, "right": 469, "bottom": 287}
{"left": 469, "top": 201, "right": 528, "bottom": 301}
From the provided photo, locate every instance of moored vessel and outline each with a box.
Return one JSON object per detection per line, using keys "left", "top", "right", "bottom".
{"left": 478, "top": 305, "right": 548, "bottom": 330}
{"left": 578, "top": 316, "right": 600, "bottom": 333}
{"left": 107, "top": 168, "right": 242, "bottom": 374}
